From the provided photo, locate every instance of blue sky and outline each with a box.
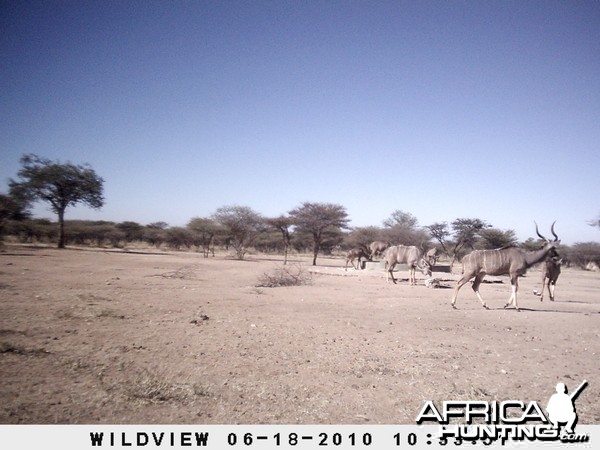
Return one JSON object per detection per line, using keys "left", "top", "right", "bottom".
{"left": 1, "top": 1, "right": 599, "bottom": 244}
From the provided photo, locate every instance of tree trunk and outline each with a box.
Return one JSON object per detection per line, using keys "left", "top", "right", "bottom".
{"left": 450, "top": 254, "right": 456, "bottom": 271}
{"left": 57, "top": 208, "right": 66, "bottom": 249}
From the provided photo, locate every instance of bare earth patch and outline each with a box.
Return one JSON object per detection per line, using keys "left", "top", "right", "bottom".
{"left": 1, "top": 246, "right": 598, "bottom": 424}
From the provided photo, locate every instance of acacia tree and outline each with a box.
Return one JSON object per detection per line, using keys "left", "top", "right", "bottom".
{"left": 382, "top": 209, "right": 429, "bottom": 245}
{"left": 187, "top": 217, "right": 220, "bottom": 257}
{"left": 9, "top": 154, "right": 104, "bottom": 248}
{"left": 288, "top": 202, "right": 350, "bottom": 266}
{"left": 266, "top": 215, "right": 293, "bottom": 264}
{"left": 212, "top": 205, "right": 265, "bottom": 259}
{"left": 449, "top": 218, "right": 489, "bottom": 265}
{"left": 426, "top": 222, "right": 451, "bottom": 257}
{"left": 383, "top": 210, "right": 419, "bottom": 229}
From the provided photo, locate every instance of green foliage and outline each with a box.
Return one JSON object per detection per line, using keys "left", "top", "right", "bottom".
{"left": 253, "top": 229, "right": 285, "bottom": 253}
{"left": 212, "top": 206, "right": 266, "bottom": 259}
{"left": 143, "top": 223, "right": 169, "bottom": 248}
{"left": 477, "top": 228, "right": 518, "bottom": 249}
{"left": 0, "top": 193, "right": 31, "bottom": 241}
{"left": 0, "top": 193, "right": 30, "bottom": 222}
{"left": 5, "top": 218, "right": 56, "bottom": 243}
{"left": 187, "top": 217, "right": 223, "bottom": 256}
{"left": 451, "top": 218, "right": 490, "bottom": 249}
{"left": 426, "top": 222, "right": 451, "bottom": 256}
{"left": 288, "top": 202, "right": 349, "bottom": 265}
{"left": 381, "top": 210, "right": 431, "bottom": 246}
{"left": 383, "top": 225, "right": 430, "bottom": 247}
{"left": 383, "top": 210, "right": 419, "bottom": 229}
{"left": 344, "top": 226, "right": 382, "bottom": 250}
{"left": 9, "top": 154, "right": 104, "bottom": 248}
{"left": 10, "top": 154, "right": 104, "bottom": 213}
{"left": 63, "top": 221, "right": 124, "bottom": 247}
{"left": 165, "top": 227, "right": 193, "bottom": 250}
{"left": 265, "top": 215, "right": 293, "bottom": 263}
{"left": 116, "top": 221, "right": 144, "bottom": 242}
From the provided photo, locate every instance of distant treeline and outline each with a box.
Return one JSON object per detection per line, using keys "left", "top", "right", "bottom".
{"left": 2, "top": 216, "right": 600, "bottom": 270}
{"left": 1, "top": 218, "right": 335, "bottom": 255}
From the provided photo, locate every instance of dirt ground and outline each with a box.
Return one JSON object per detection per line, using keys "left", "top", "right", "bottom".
{"left": 1, "top": 245, "right": 599, "bottom": 424}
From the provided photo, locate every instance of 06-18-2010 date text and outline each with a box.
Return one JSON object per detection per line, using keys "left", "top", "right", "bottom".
{"left": 227, "top": 432, "right": 374, "bottom": 447}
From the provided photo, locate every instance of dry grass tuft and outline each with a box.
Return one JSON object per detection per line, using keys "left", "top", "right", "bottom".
{"left": 0, "top": 341, "right": 50, "bottom": 356}
{"left": 123, "top": 370, "right": 208, "bottom": 404}
{"left": 96, "top": 308, "right": 126, "bottom": 319}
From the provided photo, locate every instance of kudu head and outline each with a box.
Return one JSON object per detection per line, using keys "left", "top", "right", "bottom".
{"left": 425, "top": 247, "right": 439, "bottom": 266}
{"left": 535, "top": 221, "right": 560, "bottom": 253}
{"left": 417, "top": 257, "right": 433, "bottom": 278}
{"left": 359, "top": 246, "right": 372, "bottom": 260}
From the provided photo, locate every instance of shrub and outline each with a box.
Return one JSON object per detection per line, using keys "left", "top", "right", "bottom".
{"left": 569, "top": 242, "right": 600, "bottom": 270}
{"left": 256, "top": 263, "right": 312, "bottom": 288}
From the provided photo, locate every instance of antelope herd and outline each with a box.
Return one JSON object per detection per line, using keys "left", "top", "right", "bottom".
{"left": 344, "top": 222, "right": 562, "bottom": 311}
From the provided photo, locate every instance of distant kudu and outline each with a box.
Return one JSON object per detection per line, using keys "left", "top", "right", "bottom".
{"left": 538, "top": 255, "right": 562, "bottom": 302}
{"left": 451, "top": 222, "right": 560, "bottom": 311}
{"left": 369, "top": 241, "right": 390, "bottom": 259}
{"left": 345, "top": 247, "right": 371, "bottom": 271}
{"left": 385, "top": 244, "right": 433, "bottom": 285}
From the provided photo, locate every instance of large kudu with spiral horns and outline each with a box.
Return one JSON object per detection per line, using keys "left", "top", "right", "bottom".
{"left": 450, "top": 222, "right": 560, "bottom": 311}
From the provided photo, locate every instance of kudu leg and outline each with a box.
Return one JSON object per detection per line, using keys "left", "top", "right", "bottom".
{"left": 504, "top": 276, "right": 520, "bottom": 311}
{"left": 549, "top": 281, "right": 556, "bottom": 301}
{"left": 387, "top": 263, "right": 397, "bottom": 284}
{"left": 451, "top": 275, "right": 482, "bottom": 308}
{"left": 450, "top": 282, "right": 463, "bottom": 308}
{"left": 471, "top": 273, "right": 489, "bottom": 309}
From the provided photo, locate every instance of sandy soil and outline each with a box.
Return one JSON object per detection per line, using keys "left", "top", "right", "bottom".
{"left": 1, "top": 245, "right": 598, "bottom": 424}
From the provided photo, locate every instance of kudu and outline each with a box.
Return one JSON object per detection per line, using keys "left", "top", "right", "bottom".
{"left": 426, "top": 247, "right": 439, "bottom": 265}
{"left": 369, "top": 241, "right": 390, "bottom": 259}
{"left": 385, "top": 244, "right": 433, "bottom": 285}
{"left": 450, "top": 222, "right": 560, "bottom": 311}
{"left": 345, "top": 247, "right": 371, "bottom": 271}
{"left": 538, "top": 255, "right": 562, "bottom": 302}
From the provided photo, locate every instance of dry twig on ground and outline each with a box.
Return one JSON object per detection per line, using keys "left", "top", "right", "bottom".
{"left": 256, "top": 263, "right": 312, "bottom": 288}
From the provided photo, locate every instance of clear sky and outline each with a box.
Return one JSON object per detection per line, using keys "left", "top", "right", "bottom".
{"left": 1, "top": 1, "right": 599, "bottom": 245}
